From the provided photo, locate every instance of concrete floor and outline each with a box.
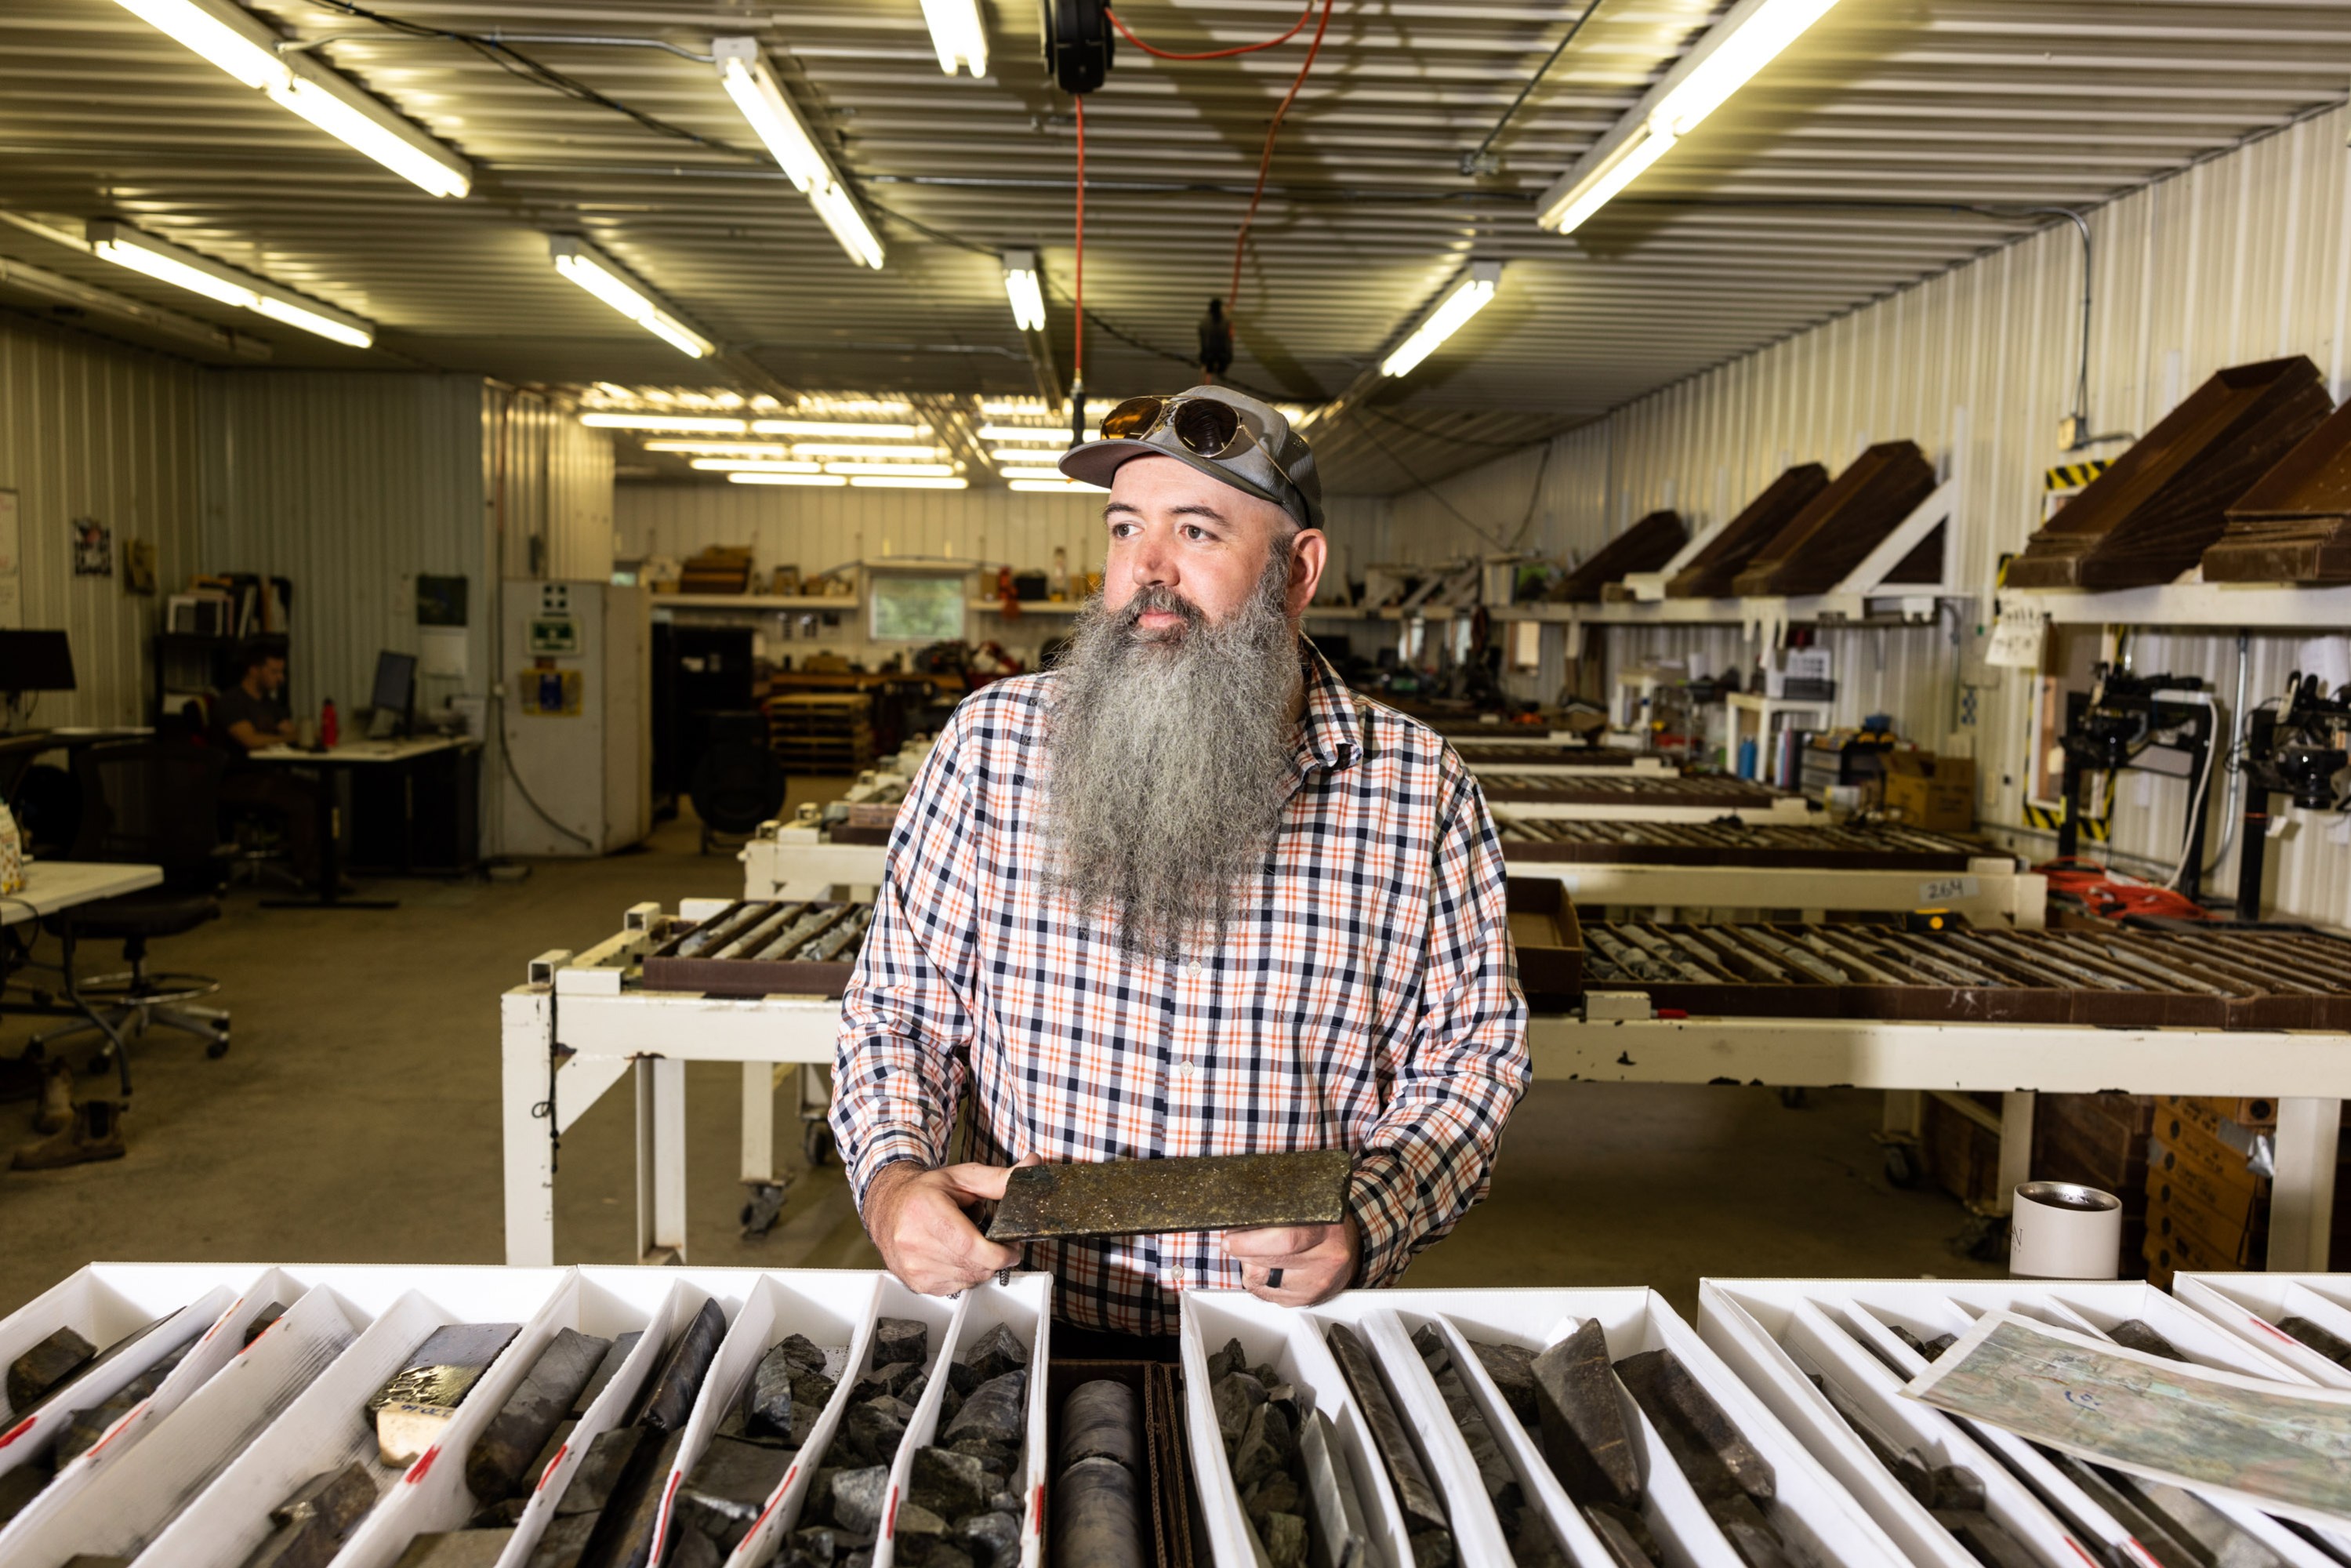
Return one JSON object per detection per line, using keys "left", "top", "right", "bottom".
{"left": 0, "top": 791, "right": 1999, "bottom": 1319}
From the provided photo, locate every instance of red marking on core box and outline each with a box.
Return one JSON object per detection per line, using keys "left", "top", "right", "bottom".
{"left": 2059, "top": 1537, "right": 2101, "bottom": 1568}
{"left": 749, "top": 1466, "right": 799, "bottom": 1535}
{"left": 535, "top": 1444, "right": 570, "bottom": 1491}
{"left": 206, "top": 1297, "right": 245, "bottom": 1342}
{"left": 405, "top": 1446, "right": 441, "bottom": 1485}
{"left": 884, "top": 1483, "right": 899, "bottom": 1537}
{"left": 0, "top": 1416, "right": 37, "bottom": 1450}
{"left": 1030, "top": 1481, "right": 1044, "bottom": 1525}
{"left": 2248, "top": 1315, "right": 2304, "bottom": 1347}
{"left": 651, "top": 1470, "right": 682, "bottom": 1559}
{"left": 85, "top": 1402, "right": 147, "bottom": 1460}
{"left": 2122, "top": 1539, "right": 2168, "bottom": 1568}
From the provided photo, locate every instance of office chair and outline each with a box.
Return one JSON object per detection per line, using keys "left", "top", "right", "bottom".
{"left": 36, "top": 740, "right": 232, "bottom": 1092}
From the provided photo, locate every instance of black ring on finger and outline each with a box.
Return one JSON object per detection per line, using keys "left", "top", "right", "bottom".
{"left": 1267, "top": 1267, "right": 1284, "bottom": 1290}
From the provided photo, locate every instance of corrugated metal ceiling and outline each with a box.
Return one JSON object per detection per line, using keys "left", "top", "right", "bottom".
{"left": 0, "top": 0, "right": 2344, "bottom": 493}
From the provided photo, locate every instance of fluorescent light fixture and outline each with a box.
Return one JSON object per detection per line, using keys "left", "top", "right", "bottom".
{"left": 548, "top": 235, "right": 715, "bottom": 359}
{"left": 644, "top": 441, "right": 793, "bottom": 456}
{"left": 1536, "top": 0, "right": 1841, "bottom": 234}
{"left": 850, "top": 475, "right": 968, "bottom": 489}
{"left": 790, "top": 442, "right": 949, "bottom": 460}
{"left": 752, "top": 419, "right": 927, "bottom": 438}
{"left": 918, "top": 0, "right": 988, "bottom": 76}
{"left": 690, "top": 458, "right": 824, "bottom": 473}
{"left": 1010, "top": 478, "right": 1103, "bottom": 494}
{"left": 823, "top": 461, "right": 956, "bottom": 477}
{"left": 978, "top": 425, "right": 1068, "bottom": 444}
{"left": 999, "top": 466, "right": 1075, "bottom": 482}
{"left": 1380, "top": 261, "right": 1501, "bottom": 379}
{"left": 1001, "top": 249, "right": 1046, "bottom": 332}
{"left": 981, "top": 397, "right": 1057, "bottom": 416}
{"left": 713, "top": 38, "right": 884, "bottom": 270}
{"left": 107, "top": 0, "right": 470, "bottom": 198}
{"left": 85, "top": 220, "right": 375, "bottom": 347}
{"left": 727, "top": 471, "right": 848, "bottom": 487}
{"left": 989, "top": 448, "right": 1075, "bottom": 463}
{"left": 582, "top": 413, "right": 748, "bottom": 434}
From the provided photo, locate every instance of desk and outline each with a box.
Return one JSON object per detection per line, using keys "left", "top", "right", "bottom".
{"left": 0, "top": 728, "right": 154, "bottom": 803}
{"left": 504, "top": 900, "right": 2348, "bottom": 1274}
{"left": 247, "top": 735, "right": 474, "bottom": 909}
{"left": 4, "top": 860, "right": 164, "bottom": 1059}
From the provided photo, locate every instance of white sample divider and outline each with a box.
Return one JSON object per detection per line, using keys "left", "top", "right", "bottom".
{"left": 0, "top": 1272, "right": 238, "bottom": 1555}
{"left": 2269, "top": 1283, "right": 2351, "bottom": 1392}
{"left": 490, "top": 1270, "right": 721, "bottom": 1568}
{"left": 1381, "top": 1286, "right": 1908, "bottom": 1568}
{"left": 2171, "top": 1272, "right": 2351, "bottom": 1389}
{"left": 132, "top": 1269, "right": 568, "bottom": 1568}
{"left": 1699, "top": 1283, "right": 2084, "bottom": 1568}
{"left": 1181, "top": 1288, "right": 1417, "bottom": 1568}
{"left": 630, "top": 1269, "right": 876, "bottom": 1568}
{"left": 1352, "top": 1308, "right": 1515, "bottom": 1568}
{"left": 1413, "top": 1312, "right": 1618, "bottom": 1568}
{"left": 844, "top": 1272, "right": 965, "bottom": 1568}
{"left": 1826, "top": 1298, "right": 2150, "bottom": 1567}
{"left": 4, "top": 1273, "right": 366, "bottom": 1567}
{"left": 867, "top": 1272, "right": 1050, "bottom": 1568}
{"left": 713, "top": 1274, "right": 881, "bottom": 1568}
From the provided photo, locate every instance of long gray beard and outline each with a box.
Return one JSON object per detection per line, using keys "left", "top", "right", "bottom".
{"left": 1043, "top": 555, "right": 1302, "bottom": 958}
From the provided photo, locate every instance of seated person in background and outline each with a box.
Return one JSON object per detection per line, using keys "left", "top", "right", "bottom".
{"left": 212, "top": 640, "right": 320, "bottom": 881}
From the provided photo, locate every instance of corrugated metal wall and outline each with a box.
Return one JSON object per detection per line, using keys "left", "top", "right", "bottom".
{"left": 488, "top": 387, "right": 616, "bottom": 585}
{"left": 200, "top": 371, "right": 490, "bottom": 717}
{"left": 1388, "top": 103, "right": 2351, "bottom": 924}
{"left": 0, "top": 313, "right": 205, "bottom": 724}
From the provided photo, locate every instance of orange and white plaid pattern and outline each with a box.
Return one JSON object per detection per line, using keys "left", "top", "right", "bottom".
{"left": 833, "top": 641, "right": 1530, "bottom": 1335}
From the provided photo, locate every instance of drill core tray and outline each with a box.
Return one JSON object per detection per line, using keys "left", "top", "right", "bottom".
{"left": 1494, "top": 816, "right": 1990, "bottom": 869}
{"left": 638, "top": 898, "right": 875, "bottom": 998}
{"left": 1580, "top": 920, "right": 2351, "bottom": 1029}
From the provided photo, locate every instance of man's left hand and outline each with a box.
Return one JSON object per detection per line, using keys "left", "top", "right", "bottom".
{"left": 1225, "top": 1215, "right": 1361, "bottom": 1307}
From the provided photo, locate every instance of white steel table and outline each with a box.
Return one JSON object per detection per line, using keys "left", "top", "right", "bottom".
{"left": 4, "top": 859, "right": 165, "bottom": 1060}
{"left": 247, "top": 735, "right": 472, "bottom": 909}
{"left": 504, "top": 901, "right": 2349, "bottom": 1274}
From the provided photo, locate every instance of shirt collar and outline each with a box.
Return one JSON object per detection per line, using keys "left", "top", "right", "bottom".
{"left": 1294, "top": 636, "right": 1363, "bottom": 775}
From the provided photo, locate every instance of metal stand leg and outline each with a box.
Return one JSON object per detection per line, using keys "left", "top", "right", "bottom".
{"left": 2269, "top": 1097, "right": 2341, "bottom": 1272}
{"left": 1995, "top": 1091, "right": 2036, "bottom": 1217}
{"left": 501, "top": 988, "right": 557, "bottom": 1267}
{"left": 635, "top": 1057, "right": 688, "bottom": 1265}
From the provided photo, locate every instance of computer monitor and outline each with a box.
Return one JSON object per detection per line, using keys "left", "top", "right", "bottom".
{"left": 369, "top": 649, "right": 417, "bottom": 739}
{"left": 1, "top": 630, "right": 74, "bottom": 697}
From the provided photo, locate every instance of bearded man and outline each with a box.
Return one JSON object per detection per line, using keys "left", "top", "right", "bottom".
{"left": 833, "top": 387, "right": 1529, "bottom": 1348}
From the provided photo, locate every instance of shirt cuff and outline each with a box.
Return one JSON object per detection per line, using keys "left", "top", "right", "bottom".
{"left": 848, "top": 1134, "right": 934, "bottom": 1211}
{"left": 1348, "top": 1150, "right": 1417, "bottom": 1288}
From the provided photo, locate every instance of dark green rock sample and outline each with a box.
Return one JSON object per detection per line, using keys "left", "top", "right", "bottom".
{"left": 1326, "top": 1323, "right": 1447, "bottom": 1543}
{"left": 986, "top": 1149, "right": 1351, "bottom": 1240}
{"left": 1531, "top": 1322, "right": 1639, "bottom": 1511}
{"left": 466, "top": 1328, "right": 611, "bottom": 1504}
{"left": 637, "top": 1301, "right": 724, "bottom": 1433}
{"left": 1613, "top": 1348, "right": 1774, "bottom": 1508}
{"left": 9, "top": 1327, "right": 95, "bottom": 1410}
{"left": 1055, "top": 1454, "right": 1142, "bottom": 1568}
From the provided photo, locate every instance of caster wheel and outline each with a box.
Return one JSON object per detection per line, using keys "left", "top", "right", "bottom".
{"left": 802, "top": 1123, "right": 835, "bottom": 1168}
{"left": 207, "top": 1034, "right": 231, "bottom": 1059}
{"left": 1777, "top": 1087, "right": 1809, "bottom": 1109}
{"left": 1883, "top": 1144, "right": 1921, "bottom": 1189}
{"left": 89, "top": 1052, "right": 116, "bottom": 1079}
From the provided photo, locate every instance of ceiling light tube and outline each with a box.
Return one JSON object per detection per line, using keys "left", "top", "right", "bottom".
{"left": 1010, "top": 478, "right": 1101, "bottom": 494}
{"left": 727, "top": 471, "right": 849, "bottom": 487}
{"left": 85, "top": 221, "right": 375, "bottom": 347}
{"left": 918, "top": 0, "right": 988, "bottom": 76}
{"left": 107, "top": 0, "right": 470, "bottom": 198}
{"left": 713, "top": 38, "right": 884, "bottom": 270}
{"left": 548, "top": 235, "right": 716, "bottom": 359}
{"left": 989, "top": 448, "right": 1073, "bottom": 463}
{"left": 790, "top": 442, "right": 949, "bottom": 459}
{"left": 690, "top": 458, "right": 824, "bottom": 473}
{"left": 1535, "top": 0, "right": 1840, "bottom": 234}
{"left": 850, "top": 475, "right": 968, "bottom": 490}
{"left": 581, "top": 412, "right": 748, "bottom": 434}
{"left": 977, "top": 425, "right": 1068, "bottom": 444}
{"left": 1001, "top": 249, "right": 1046, "bottom": 332}
{"left": 752, "top": 419, "right": 927, "bottom": 438}
{"left": 644, "top": 441, "right": 793, "bottom": 456}
{"left": 1380, "top": 260, "right": 1501, "bottom": 379}
{"left": 822, "top": 461, "right": 956, "bottom": 477}
{"left": 998, "top": 466, "right": 1076, "bottom": 482}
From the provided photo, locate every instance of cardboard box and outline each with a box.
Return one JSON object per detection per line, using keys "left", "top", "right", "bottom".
{"left": 1880, "top": 751, "right": 1976, "bottom": 833}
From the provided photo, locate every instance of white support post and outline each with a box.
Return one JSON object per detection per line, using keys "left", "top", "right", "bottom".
{"left": 500, "top": 986, "right": 557, "bottom": 1267}
{"left": 2269, "top": 1097, "right": 2342, "bottom": 1272}
{"left": 742, "top": 1060, "right": 777, "bottom": 1185}
{"left": 636, "top": 1057, "right": 688, "bottom": 1265}
{"left": 1881, "top": 1090, "right": 1922, "bottom": 1137}
{"left": 1995, "top": 1091, "right": 2036, "bottom": 1216}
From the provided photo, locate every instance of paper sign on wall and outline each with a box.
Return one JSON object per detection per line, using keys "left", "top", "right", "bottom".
{"left": 1986, "top": 598, "right": 2047, "bottom": 669}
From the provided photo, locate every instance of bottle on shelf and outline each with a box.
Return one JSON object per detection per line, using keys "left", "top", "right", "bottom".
{"left": 321, "top": 698, "right": 339, "bottom": 750}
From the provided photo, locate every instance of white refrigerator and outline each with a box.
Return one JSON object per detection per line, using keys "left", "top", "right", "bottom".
{"left": 497, "top": 580, "right": 651, "bottom": 856}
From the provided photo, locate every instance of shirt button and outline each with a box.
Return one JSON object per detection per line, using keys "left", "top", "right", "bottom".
{"left": 1174, "top": 1060, "right": 1196, "bottom": 1076}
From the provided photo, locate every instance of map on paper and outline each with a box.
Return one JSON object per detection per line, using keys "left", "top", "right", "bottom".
{"left": 1906, "top": 1310, "right": 2351, "bottom": 1527}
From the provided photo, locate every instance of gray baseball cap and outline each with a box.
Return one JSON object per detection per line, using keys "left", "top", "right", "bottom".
{"left": 1058, "top": 386, "right": 1325, "bottom": 532}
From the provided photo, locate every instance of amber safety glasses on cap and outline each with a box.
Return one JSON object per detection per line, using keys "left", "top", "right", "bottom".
{"left": 1098, "top": 394, "right": 1246, "bottom": 457}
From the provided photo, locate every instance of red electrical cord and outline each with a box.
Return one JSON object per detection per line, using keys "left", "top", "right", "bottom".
{"left": 1105, "top": 1, "right": 1320, "bottom": 60}
{"left": 1225, "top": 0, "right": 1336, "bottom": 310}
{"left": 2036, "top": 857, "right": 2212, "bottom": 922}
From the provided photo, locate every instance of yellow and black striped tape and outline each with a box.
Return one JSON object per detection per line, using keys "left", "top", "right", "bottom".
{"left": 2044, "top": 459, "right": 2112, "bottom": 492}
{"left": 2023, "top": 775, "right": 2115, "bottom": 840}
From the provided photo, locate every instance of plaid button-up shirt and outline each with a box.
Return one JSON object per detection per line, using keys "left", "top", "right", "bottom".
{"left": 832, "top": 641, "right": 1530, "bottom": 1335}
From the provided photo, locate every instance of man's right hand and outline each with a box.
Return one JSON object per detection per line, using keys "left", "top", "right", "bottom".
{"left": 862, "top": 1159, "right": 1025, "bottom": 1296}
